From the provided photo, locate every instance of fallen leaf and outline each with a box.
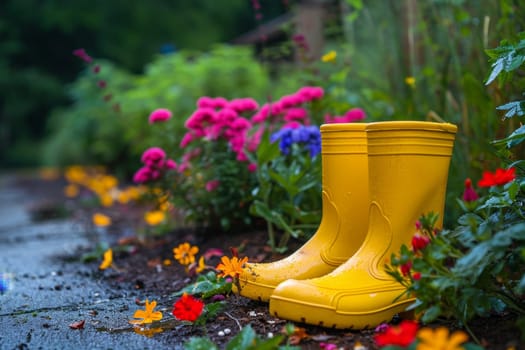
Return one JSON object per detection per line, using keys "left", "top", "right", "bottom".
{"left": 69, "top": 320, "right": 85, "bottom": 329}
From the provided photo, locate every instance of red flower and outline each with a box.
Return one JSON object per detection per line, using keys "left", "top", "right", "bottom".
{"left": 172, "top": 293, "right": 204, "bottom": 322}
{"left": 413, "top": 272, "right": 421, "bottom": 280}
{"left": 374, "top": 320, "right": 419, "bottom": 347}
{"left": 462, "top": 178, "right": 479, "bottom": 202}
{"left": 400, "top": 261, "right": 412, "bottom": 277}
{"left": 478, "top": 167, "right": 516, "bottom": 187}
{"left": 411, "top": 234, "right": 430, "bottom": 252}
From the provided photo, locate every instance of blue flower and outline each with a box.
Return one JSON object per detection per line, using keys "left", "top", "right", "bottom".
{"left": 270, "top": 125, "right": 321, "bottom": 158}
{"left": 0, "top": 273, "right": 12, "bottom": 294}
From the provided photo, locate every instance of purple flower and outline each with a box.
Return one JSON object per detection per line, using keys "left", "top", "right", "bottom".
{"left": 72, "top": 48, "right": 93, "bottom": 63}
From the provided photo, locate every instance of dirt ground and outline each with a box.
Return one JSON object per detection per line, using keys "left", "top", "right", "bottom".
{"left": 17, "top": 173, "right": 524, "bottom": 349}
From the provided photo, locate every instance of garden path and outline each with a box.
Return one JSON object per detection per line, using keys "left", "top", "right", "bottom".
{"left": 0, "top": 173, "right": 182, "bottom": 350}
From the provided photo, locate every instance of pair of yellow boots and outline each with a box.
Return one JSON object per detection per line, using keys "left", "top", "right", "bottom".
{"left": 238, "top": 121, "right": 457, "bottom": 330}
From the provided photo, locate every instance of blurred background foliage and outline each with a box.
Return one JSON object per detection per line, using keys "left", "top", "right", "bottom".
{"left": 0, "top": 0, "right": 286, "bottom": 168}
{"left": 2, "top": 0, "right": 525, "bottom": 225}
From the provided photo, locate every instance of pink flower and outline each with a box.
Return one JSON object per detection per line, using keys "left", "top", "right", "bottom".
{"left": 97, "top": 80, "right": 107, "bottom": 89}
{"left": 228, "top": 98, "right": 259, "bottom": 113}
{"left": 185, "top": 108, "right": 217, "bottom": 130}
{"left": 92, "top": 65, "right": 101, "bottom": 73}
{"left": 462, "top": 178, "right": 479, "bottom": 202}
{"left": 247, "top": 163, "right": 257, "bottom": 172}
{"left": 141, "top": 147, "right": 166, "bottom": 167}
{"left": 205, "top": 180, "right": 220, "bottom": 192}
{"left": 236, "top": 150, "right": 248, "bottom": 162}
{"left": 197, "top": 96, "right": 229, "bottom": 109}
{"left": 163, "top": 159, "right": 177, "bottom": 170}
{"left": 282, "top": 121, "right": 302, "bottom": 129}
{"left": 246, "top": 127, "right": 264, "bottom": 152}
{"left": 251, "top": 104, "right": 271, "bottom": 123}
{"left": 297, "top": 86, "right": 324, "bottom": 102}
{"left": 133, "top": 167, "right": 153, "bottom": 183}
{"left": 324, "top": 108, "right": 366, "bottom": 124}
{"left": 283, "top": 108, "right": 308, "bottom": 122}
{"left": 344, "top": 108, "right": 366, "bottom": 122}
{"left": 149, "top": 108, "right": 173, "bottom": 124}
{"left": 72, "top": 48, "right": 93, "bottom": 63}
{"left": 180, "top": 132, "right": 196, "bottom": 148}
{"left": 319, "top": 342, "right": 337, "bottom": 350}
{"left": 279, "top": 94, "right": 302, "bottom": 108}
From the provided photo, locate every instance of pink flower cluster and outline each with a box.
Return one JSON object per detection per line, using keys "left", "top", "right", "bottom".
{"left": 251, "top": 86, "right": 323, "bottom": 127}
{"left": 181, "top": 96, "right": 260, "bottom": 167}
{"left": 133, "top": 147, "right": 177, "bottom": 183}
{"left": 324, "top": 108, "right": 366, "bottom": 124}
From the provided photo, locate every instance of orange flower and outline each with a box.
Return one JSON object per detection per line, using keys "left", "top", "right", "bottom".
{"left": 133, "top": 326, "right": 163, "bottom": 338}
{"left": 92, "top": 213, "right": 111, "bottom": 227}
{"left": 129, "top": 299, "right": 163, "bottom": 325}
{"left": 173, "top": 243, "right": 199, "bottom": 266}
{"left": 417, "top": 327, "right": 469, "bottom": 350}
{"left": 99, "top": 249, "right": 113, "bottom": 270}
{"left": 216, "top": 256, "right": 248, "bottom": 278}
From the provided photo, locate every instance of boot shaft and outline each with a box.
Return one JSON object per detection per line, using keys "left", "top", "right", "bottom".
{"left": 319, "top": 123, "right": 369, "bottom": 264}
{"left": 365, "top": 121, "right": 457, "bottom": 262}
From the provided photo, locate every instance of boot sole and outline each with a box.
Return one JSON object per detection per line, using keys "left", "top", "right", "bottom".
{"left": 270, "top": 294, "right": 416, "bottom": 329}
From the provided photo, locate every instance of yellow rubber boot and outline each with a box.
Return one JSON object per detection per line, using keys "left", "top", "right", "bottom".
{"left": 269, "top": 121, "right": 457, "bottom": 329}
{"left": 237, "top": 123, "right": 369, "bottom": 302}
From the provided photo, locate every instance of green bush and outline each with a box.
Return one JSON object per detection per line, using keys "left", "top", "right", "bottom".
{"left": 44, "top": 45, "right": 272, "bottom": 178}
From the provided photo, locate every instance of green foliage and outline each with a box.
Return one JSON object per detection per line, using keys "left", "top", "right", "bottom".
{"left": 250, "top": 133, "right": 322, "bottom": 252}
{"left": 183, "top": 325, "right": 300, "bottom": 350}
{"left": 174, "top": 271, "right": 232, "bottom": 299}
{"left": 387, "top": 30, "right": 525, "bottom": 340}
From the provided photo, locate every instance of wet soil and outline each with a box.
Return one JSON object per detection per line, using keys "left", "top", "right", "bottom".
{"left": 13, "top": 173, "right": 525, "bottom": 349}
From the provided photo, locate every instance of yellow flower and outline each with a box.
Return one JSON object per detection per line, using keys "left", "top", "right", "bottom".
{"left": 173, "top": 243, "right": 199, "bottom": 266}
{"left": 64, "top": 166, "right": 88, "bottom": 184}
{"left": 162, "top": 259, "right": 172, "bottom": 266}
{"left": 99, "top": 248, "right": 113, "bottom": 270}
{"left": 98, "top": 193, "right": 114, "bottom": 207}
{"left": 405, "top": 76, "right": 416, "bottom": 88}
{"left": 64, "top": 184, "right": 79, "bottom": 198}
{"left": 144, "top": 210, "right": 165, "bottom": 226}
{"left": 216, "top": 256, "right": 248, "bottom": 278}
{"left": 321, "top": 50, "right": 337, "bottom": 63}
{"left": 92, "top": 213, "right": 111, "bottom": 227}
{"left": 129, "top": 299, "right": 163, "bottom": 325}
{"left": 417, "top": 327, "right": 469, "bottom": 350}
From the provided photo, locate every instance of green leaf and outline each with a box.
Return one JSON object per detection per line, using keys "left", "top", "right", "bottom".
{"left": 174, "top": 272, "right": 231, "bottom": 298}
{"left": 184, "top": 337, "right": 219, "bottom": 350}
{"left": 421, "top": 305, "right": 442, "bottom": 322}
{"left": 496, "top": 100, "right": 525, "bottom": 118}
{"left": 225, "top": 325, "right": 257, "bottom": 350}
